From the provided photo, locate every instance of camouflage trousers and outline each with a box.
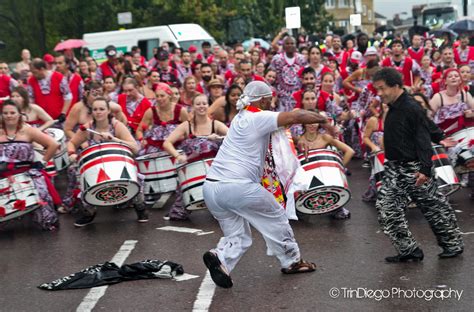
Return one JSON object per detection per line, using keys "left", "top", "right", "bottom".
{"left": 376, "top": 160, "right": 464, "bottom": 256}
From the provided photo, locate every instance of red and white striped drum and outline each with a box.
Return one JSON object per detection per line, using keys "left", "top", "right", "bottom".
{"left": 33, "top": 149, "right": 57, "bottom": 177}
{"left": 0, "top": 173, "right": 40, "bottom": 222}
{"left": 370, "top": 150, "right": 385, "bottom": 191}
{"left": 450, "top": 127, "right": 474, "bottom": 173}
{"left": 136, "top": 151, "right": 180, "bottom": 204}
{"left": 79, "top": 143, "right": 139, "bottom": 206}
{"left": 432, "top": 145, "right": 460, "bottom": 195}
{"left": 177, "top": 158, "right": 213, "bottom": 211}
{"left": 295, "top": 149, "right": 351, "bottom": 215}
{"left": 45, "top": 128, "right": 70, "bottom": 171}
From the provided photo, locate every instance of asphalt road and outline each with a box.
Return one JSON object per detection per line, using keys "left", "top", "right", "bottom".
{"left": 1, "top": 159, "right": 473, "bottom": 312}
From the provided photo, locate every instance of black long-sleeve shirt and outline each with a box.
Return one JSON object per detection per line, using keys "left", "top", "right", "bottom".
{"left": 384, "top": 91, "right": 433, "bottom": 176}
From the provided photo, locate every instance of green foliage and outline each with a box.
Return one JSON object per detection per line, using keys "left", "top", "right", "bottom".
{"left": 0, "top": 0, "right": 332, "bottom": 62}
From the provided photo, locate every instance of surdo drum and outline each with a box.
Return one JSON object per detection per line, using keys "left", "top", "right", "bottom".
{"left": 432, "top": 145, "right": 460, "bottom": 195}
{"left": 33, "top": 149, "right": 57, "bottom": 177}
{"left": 0, "top": 173, "right": 40, "bottom": 222}
{"left": 79, "top": 143, "right": 139, "bottom": 206}
{"left": 450, "top": 127, "right": 474, "bottom": 172}
{"left": 33, "top": 128, "right": 70, "bottom": 176}
{"left": 136, "top": 151, "right": 181, "bottom": 204}
{"left": 294, "top": 149, "right": 351, "bottom": 215}
{"left": 370, "top": 150, "right": 386, "bottom": 191}
{"left": 177, "top": 158, "right": 213, "bottom": 211}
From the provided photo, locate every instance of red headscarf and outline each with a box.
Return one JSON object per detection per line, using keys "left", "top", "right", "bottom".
{"left": 153, "top": 82, "right": 173, "bottom": 95}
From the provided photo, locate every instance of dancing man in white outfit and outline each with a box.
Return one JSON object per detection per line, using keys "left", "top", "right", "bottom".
{"left": 202, "top": 81, "right": 331, "bottom": 288}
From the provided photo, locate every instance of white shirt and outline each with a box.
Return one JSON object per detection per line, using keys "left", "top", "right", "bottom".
{"left": 207, "top": 109, "right": 279, "bottom": 183}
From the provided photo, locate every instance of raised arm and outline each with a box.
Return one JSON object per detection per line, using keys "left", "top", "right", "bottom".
{"left": 277, "top": 109, "right": 328, "bottom": 128}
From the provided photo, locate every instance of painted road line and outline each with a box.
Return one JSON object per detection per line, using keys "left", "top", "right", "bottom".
{"left": 175, "top": 273, "right": 200, "bottom": 281}
{"left": 153, "top": 193, "right": 171, "bottom": 209}
{"left": 76, "top": 240, "right": 138, "bottom": 312}
{"left": 157, "top": 226, "right": 214, "bottom": 236}
{"left": 192, "top": 271, "right": 216, "bottom": 312}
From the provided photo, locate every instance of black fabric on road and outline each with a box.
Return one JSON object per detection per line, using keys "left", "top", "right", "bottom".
{"left": 38, "top": 259, "right": 184, "bottom": 290}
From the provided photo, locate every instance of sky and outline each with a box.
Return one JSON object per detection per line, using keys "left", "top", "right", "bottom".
{"left": 374, "top": 0, "right": 466, "bottom": 19}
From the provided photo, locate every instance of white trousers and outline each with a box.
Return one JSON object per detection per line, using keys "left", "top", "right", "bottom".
{"left": 203, "top": 181, "right": 301, "bottom": 272}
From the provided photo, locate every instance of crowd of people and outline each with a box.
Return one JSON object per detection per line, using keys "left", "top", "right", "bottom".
{"left": 0, "top": 28, "right": 473, "bottom": 285}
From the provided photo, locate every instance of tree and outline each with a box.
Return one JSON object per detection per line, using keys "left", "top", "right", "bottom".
{"left": 0, "top": 0, "right": 332, "bottom": 62}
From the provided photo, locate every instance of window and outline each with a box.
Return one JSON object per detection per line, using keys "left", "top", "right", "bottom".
{"left": 355, "top": 0, "right": 362, "bottom": 13}
{"left": 368, "top": 9, "right": 373, "bottom": 21}
{"left": 325, "top": 0, "right": 336, "bottom": 8}
{"left": 338, "top": 0, "right": 350, "bottom": 8}
{"left": 138, "top": 39, "right": 160, "bottom": 60}
{"left": 339, "top": 20, "right": 349, "bottom": 27}
{"left": 363, "top": 4, "right": 367, "bottom": 16}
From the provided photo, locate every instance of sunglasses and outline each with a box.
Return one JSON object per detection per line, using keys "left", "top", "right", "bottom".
{"left": 89, "top": 89, "right": 103, "bottom": 96}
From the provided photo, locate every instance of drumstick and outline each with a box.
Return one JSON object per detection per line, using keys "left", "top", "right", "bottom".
{"left": 86, "top": 128, "right": 133, "bottom": 149}
{"left": 41, "top": 119, "right": 59, "bottom": 131}
{"left": 86, "top": 128, "right": 104, "bottom": 137}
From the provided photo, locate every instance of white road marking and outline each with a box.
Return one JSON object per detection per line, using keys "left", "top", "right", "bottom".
{"left": 175, "top": 273, "right": 200, "bottom": 281}
{"left": 153, "top": 193, "right": 172, "bottom": 209}
{"left": 157, "top": 226, "right": 214, "bottom": 236}
{"left": 76, "top": 240, "right": 138, "bottom": 312}
{"left": 192, "top": 271, "right": 216, "bottom": 312}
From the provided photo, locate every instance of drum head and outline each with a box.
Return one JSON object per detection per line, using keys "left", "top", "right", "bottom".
{"left": 0, "top": 206, "right": 39, "bottom": 223}
{"left": 185, "top": 200, "right": 207, "bottom": 211}
{"left": 295, "top": 186, "right": 351, "bottom": 215}
{"left": 82, "top": 180, "right": 140, "bottom": 206}
{"left": 45, "top": 128, "right": 65, "bottom": 142}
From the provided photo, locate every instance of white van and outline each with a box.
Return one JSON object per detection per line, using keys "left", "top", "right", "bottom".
{"left": 83, "top": 23, "right": 217, "bottom": 62}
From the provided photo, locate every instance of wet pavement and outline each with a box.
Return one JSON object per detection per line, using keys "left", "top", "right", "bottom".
{"left": 1, "top": 159, "right": 473, "bottom": 311}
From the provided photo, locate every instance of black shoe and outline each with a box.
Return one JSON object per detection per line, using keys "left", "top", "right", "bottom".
{"left": 203, "top": 251, "right": 233, "bottom": 288}
{"left": 74, "top": 214, "right": 96, "bottom": 227}
{"left": 136, "top": 209, "right": 149, "bottom": 223}
{"left": 438, "top": 249, "right": 463, "bottom": 259}
{"left": 385, "top": 247, "right": 424, "bottom": 263}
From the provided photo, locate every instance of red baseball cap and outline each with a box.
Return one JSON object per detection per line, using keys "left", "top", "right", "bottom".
{"left": 43, "top": 53, "right": 54, "bottom": 64}
{"left": 188, "top": 45, "right": 197, "bottom": 53}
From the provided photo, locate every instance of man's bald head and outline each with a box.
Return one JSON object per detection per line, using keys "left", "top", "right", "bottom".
{"left": 283, "top": 36, "right": 296, "bottom": 56}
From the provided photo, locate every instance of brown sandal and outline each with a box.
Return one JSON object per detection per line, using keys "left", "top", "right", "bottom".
{"left": 281, "top": 259, "right": 317, "bottom": 274}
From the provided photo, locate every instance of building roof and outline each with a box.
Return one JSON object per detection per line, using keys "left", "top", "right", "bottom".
{"left": 375, "top": 12, "right": 387, "bottom": 19}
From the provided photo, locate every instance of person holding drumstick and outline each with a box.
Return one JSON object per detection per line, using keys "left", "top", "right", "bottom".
{"left": 162, "top": 94, "right": 228, "bottom": 221}
{"left": 61, "top": 81, "right": 127, "bottom": 213}
{"left": 297, "top": 110, "right": 355, "bottom": 219}
{"left": 136, "top": 83, "right": 188, "bottom": 155}
{"left": 67, "top": 97, "right": 147, "bottom": 227}
{"left": 362, "top": 103, "right": 387, "bottom": 202}
{"left": 0, "top": 100, "right": 60, "bottom": 230}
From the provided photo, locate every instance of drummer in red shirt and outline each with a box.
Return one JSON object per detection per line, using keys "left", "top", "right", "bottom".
{"left": 27, "top": 58, "right": 71, "bottom": 123}
{"left": 55, "top": 54, "right": 83, "bottom": 112}
{"left": 117, "top": 77, "right": 152, "bottom": 134}
{"left": 0, "top": 61, "right": 19, "bottom": 98}
{"left": 96, "top": 45, "right": 118, "bottom": 81}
